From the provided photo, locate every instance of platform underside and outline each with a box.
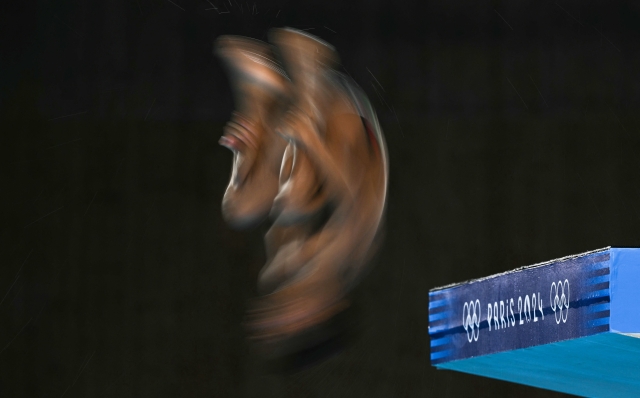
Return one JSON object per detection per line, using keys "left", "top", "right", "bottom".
{"left": 436, "top": 332, "right": 640, "bottom": 398}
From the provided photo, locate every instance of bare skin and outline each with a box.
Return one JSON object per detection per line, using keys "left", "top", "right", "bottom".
{"left": 217, "top": 30, "right": 388, "bottom": 354}
{"left": 248, "top": 29, "right": 388, "bottom": 346}
{"left": 215, "top": 37, "right": 291, "bottom": 228}
{"left": 219, "top": 105, "right": 287, "bottom": 228}
{"left": 250, "top": 97, "right": 387, "bottom": 344}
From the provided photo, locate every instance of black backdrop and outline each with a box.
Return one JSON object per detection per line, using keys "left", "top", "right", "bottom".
{"left": 2, "top": 0, "right": 640, "bottom": 396}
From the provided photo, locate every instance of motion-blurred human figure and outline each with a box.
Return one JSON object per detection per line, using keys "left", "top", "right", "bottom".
{"left": 216, "top": 28, "right": 388, "bottom": 370}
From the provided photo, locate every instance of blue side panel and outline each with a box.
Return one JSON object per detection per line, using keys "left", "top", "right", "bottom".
{"left": 429, "top": 249, "right": 611, "bottom": 365}
{"left": 437, "top": 332, "right": 640, "bottom": 398}
{"left": 610, "top": 248, "right": 640, "bottom": 333}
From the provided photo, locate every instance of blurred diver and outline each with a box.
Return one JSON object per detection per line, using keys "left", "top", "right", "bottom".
{"left": 216, "top": 27, "right": 388, "bottom": 372}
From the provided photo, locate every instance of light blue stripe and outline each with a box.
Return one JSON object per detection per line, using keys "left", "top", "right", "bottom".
{"left": 587, "top": 302, "right": 610, "bottom": 313}
{"left": 587, "top": 288, "right": 610, "bottom": 298}
{"left": 430, "top": 336, "right": 452, "bottom": 347}
{"left": 429, "top": 299, "right": 448, "bottom": 309}
{"left": 586, "top": 274, "right": 610, "bottom": 285}
{"left": 587, "top": 317, "right": 609, "bottom": 328}
{"left": 429, "top": 311, "right": 451, "bottom": 322}
{"left": 584, "top": 261, "right": 609, "bottom": 271}
{"left": 428, "top": 325, "right": 448, "bottom": 334}
{"left": 430, "top": 349, "right": 453, "bottom": 361}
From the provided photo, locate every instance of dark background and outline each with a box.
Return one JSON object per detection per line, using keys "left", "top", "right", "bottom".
{"left": 2, "top": 0, "right": 639, "bottom": 396}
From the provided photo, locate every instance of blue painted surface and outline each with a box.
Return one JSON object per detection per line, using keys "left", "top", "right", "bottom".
{"left": 610, "top": 248, "right": 640, "bottom": 333}
{"left": 437, "top": 332, "right": 640, "bottom": 398}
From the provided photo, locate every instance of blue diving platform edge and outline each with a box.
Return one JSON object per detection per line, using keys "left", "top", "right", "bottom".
{"left": 429, "top": 247, "right": 640, "bottom": 398}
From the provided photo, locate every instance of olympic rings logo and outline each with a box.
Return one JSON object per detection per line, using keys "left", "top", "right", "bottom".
{"left": 550, "top": 279, "right": 570, "bottom": 324}
{"left": 462, "top": 300, "right": 481, "bottom": 342}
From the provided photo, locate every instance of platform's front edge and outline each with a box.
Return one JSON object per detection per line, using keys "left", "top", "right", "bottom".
{"left": 429, "top": 250, "right": 612, "bottom": 365}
